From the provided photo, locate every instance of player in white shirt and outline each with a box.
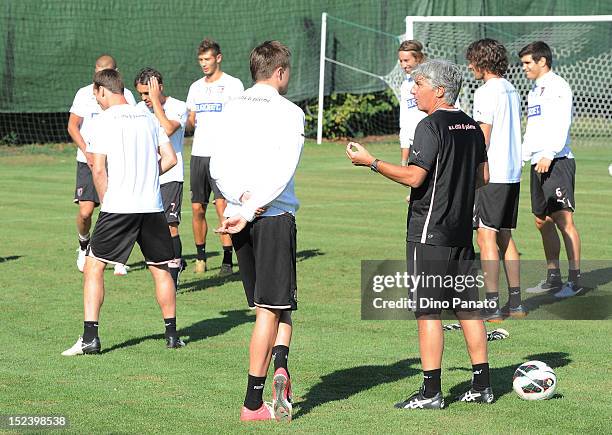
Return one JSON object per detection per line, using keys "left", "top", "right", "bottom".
{"left": 67, "top": 54, "right": 136, "bottom": 276}
{"left": 466, "top": 39, "right": 527, "bottom": 320}
{"left": 212, "top": 41, "right": 303, "bottom": 422}
{"left": 186, "top": 39, "right": 244, "bottom": 276}
{"left": 135, "top": 67, "right": 188, "bottom": 290}
{"left": 62, "top": 69, "right": 184, "bottom": 356}
{"left": 398, "top": 40, "right": 427, "bottom": 166}
{"left": 519, "top": 41, "right": 582, "bottom": 298}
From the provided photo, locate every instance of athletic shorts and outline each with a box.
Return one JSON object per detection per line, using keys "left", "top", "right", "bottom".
{"left": 406, "top": 242, "right": 480, "bottom": 318}
{"left": 88, "top": 211, "right": 174, "bottom": 266}
{"left": 530, "top": 157, "right": 576, "bottom": 216}
{"left": 232, "top": 213, "right": 297, "bottom": 311}
{"left": 74, "top": 162, "right": 100, "bottom": 204}
{"left": 190, "top": 156, "right": 223, "bottom": 204}
{"left": 161, "top": 181, "right": 183, "bottom": 225}
{"left": 473, "top": 182, "right": 520, "bottom": 231}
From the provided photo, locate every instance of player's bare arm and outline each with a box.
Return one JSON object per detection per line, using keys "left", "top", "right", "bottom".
{"left": 186, "top": 111, "right": 196, "bottom": 135}
{"left": 477, "top": 122, "right": 492, "bottom": 149}
{"left": 346, "top": 142, "right": 428, "bottom": 188}
{"left": 475, "top": 161, "right": 490, "bottom": 189}
{"left": 91, "top": 152, "right": 108, "bottom": 203}
{"left": 158, "top": 140, "right": 177, "bottom": 175}
{"left": 67, "top": 114, "right": 93, "bottom": 167}
{"left": 148, "top": 77, "right": 180, "bottom": 137}
{"left": 534, "top": 157, "right": 552, "bottom": 174}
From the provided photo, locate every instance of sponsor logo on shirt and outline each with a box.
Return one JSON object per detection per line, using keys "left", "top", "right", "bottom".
{"left": 407, "top": 98, "right": 417, "bottom": 109}
{"left": 448, "top": 123, "right": 477, "bottom": 131}
{"left": 195, "top": 102, "right": 223, "bottom": 113}
{"left": 527, "top": 105, "right": 541, "bottom": 117}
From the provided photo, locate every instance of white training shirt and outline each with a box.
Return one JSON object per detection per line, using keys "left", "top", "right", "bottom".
{"left": 69, "top": 83, "right": 136, "bottom": 163}
{"left": 210, "top": 83, "right": 305, "bottom": 222}
{"left": 523, "top": 70, "right": 574, "bottom": 164}
{"left": 399, "top": 76, "right": 427, "bottom": 149}
{"left": 137, "top": 97, "right": 187, "bottom": 184}
{"left": 472, "top": 77, "right": 522, "bottom": 183}
{"left": 88, "top": 104, "right": 169, "bottom": 214}
{"left": 186, "top": 72, "right": 244, "bottom": 157}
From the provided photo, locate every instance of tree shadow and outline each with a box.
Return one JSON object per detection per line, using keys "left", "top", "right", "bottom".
{"left": 297, "top": 249, "right": 325, "bottom": 262}
{"left": 178, "top": 271, "right": 243, "bottom": 293}
{"left": 101, "top": 309, "right": 253, "bottom": 354}
{"left": 0, "top": 255, "right": 22, "bottom": 263}
{"left": 520, "top": 266, "right": 612, "bottom": 320}
{"left": 447, "top": 351, "right": 571, "bottom": 402}
{"left": 126, "top": 253, "right": 221, "bottom": 272}
{"left": 293, "top": 358, "right": 420, "bottom": 420}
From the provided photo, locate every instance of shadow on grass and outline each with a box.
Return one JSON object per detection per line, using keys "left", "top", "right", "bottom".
{"left": 126, "top": 253, "right": 220, "bottom": 272}
{"left": 447, "top": 351, "right": 571, "bottom": 402}
{"left": 0, "top": 255, "right": 22, "bottom": 263}
{"left": 521, "top": 267, "right": 612, "bottom": 319}
{"left": 293, "top": 358, "right": 421, "bottom": 420}
{"left": 101, "top": 309, "right": 253, "bottom": 354}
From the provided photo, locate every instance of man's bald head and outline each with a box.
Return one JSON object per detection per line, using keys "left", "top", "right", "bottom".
{"left": 95, "top": 55, "right": 117, "bottom": 72}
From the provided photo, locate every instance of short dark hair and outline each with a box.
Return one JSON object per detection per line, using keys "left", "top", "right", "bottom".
{"left": 198, "top": 38, "right": 221, "bottom": 56}
{"left": 93, "top": 69, "right": 124, "bottom": 94}
{"left": 466, "top": 38, "right": 509, "bottom": 76}
{"left": 133, "top": 67, "right": 163, "bottom": 88}
{"left": 398, "top": 39, "right": 426, "bottom": 63}
{"left": 518, "top": 41, "right": 552, "bottom": 68}
{"left": 249, "top": 40, "right": 291, "bottom": 81}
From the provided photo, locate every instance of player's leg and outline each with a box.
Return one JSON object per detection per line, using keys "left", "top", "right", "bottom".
{"left": 456, "top": 317, "right": 493, "bottom": 403}
{"left": 271, "top": 311, "right": 293, "bottom": 421}
{"left": 74, "top": 162, "right": 99, "bottom": 272}
{"left": 497, "top": 230, "right": 526, "bottom": 316}
{"left": 551, "top": 209, "right": 582, "bottom": 297}
{"left": 190, "top": 156, "right": 209, "bottom": 273}
{"left": 477, "top": 228, "right": 502, "bottom": 320}
{"left": 139, "top": 212, "right": 185, "bottom": 349}
{"left": 162, "top": 181, "right": 184, "bottom": 288}
{"left": 214, "top": 198, "right": 234, "bottom": 276}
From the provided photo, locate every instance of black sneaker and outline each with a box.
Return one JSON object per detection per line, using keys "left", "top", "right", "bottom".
{"left": 457, "top": 387, "right": 494, "bottom": 403}
{"left": 166, "top": 335, "right": 186, "bottom": 349}
{"left": 219, "top": 263, "right": 233, "bottom": 277}
{"left": 61, "top": 336, "right": 101, "bottom": 356}
{"left": 481, "top": 308, "right": 504, "bottom": 323}
{"left": 501, "top": 303, "right": 528, "bottom": 318}
{"left": 394, "top": 386, "right": 444, "bottom": 410}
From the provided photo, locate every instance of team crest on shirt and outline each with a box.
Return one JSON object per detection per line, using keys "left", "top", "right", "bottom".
{"left": 195, "top": 102, "right": 223, "bottom": 112}
{"left": 527, "top": 105, "right": 541, "bottom": 117}
{"left": 407, "top": 98, "right": 417, "bottom": 109}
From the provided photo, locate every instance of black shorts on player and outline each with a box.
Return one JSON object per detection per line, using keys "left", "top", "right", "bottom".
{"left": 74, "top": 161, "right": 100, "bottom": 204}
{"left": 406, "top": 241, "right": 480, "bottom": 319}
{"left": 89, "top": 212, "right": 174, "bottom": 265}
{"left": 473, "top": 182, "right": 520, "bottom": 231}
{"left": 190, "top": 156, "right": 223, "bottom": 204}
{"left": 232, "top": 213, "right": 297, "bottom": 311}
{"left": 160, "top": 181, "right": 183, "bottom": 224}
{"left": 530, "top": 157, "right": 576, "bottom": 216}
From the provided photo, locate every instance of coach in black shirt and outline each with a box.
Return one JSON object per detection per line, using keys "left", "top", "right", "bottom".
{"left": 347, "top": 59, "right": 492, "bottom": 409}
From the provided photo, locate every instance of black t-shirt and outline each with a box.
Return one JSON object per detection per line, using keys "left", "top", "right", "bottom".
{"left": 407, "top": 109, "right": 487, "bottom": 247}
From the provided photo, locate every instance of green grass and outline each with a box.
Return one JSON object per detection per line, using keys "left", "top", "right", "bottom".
{"left": 0, "top": 139, "right": 611, "bottom": 434}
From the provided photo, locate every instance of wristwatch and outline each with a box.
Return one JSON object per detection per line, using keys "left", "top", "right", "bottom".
{"left": 370, "top": 158, "right": 380, "bottom": 173}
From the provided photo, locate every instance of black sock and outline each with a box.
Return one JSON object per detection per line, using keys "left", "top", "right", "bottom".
{"left": 196, "top": 244, "right": 206, "bottom": 261}
{"left": 508, "top": 287, "right": 521, "bottom": 308}
{"left": 83, "top": 321, "right": 98, "bottom": 342}
{"left": 172, "top": 235, "right": 182, "bottom": 260}
{"left": 422, "top": 368, "right": 441, "bottom": 398}
{"left": 222, "top": 245, "right": 233, "bottom": 265}
{"left": 472, "top": 363, "right": 490, "bottom": 391}
{"left": 547, "top": 268, "right": 562, "bottom": 284}
{"left": 272, "top": 345, "right": 290, "bottom": 378}
{"left": 78, "top": 234, "right": 90, "bottom": 251}
{"left": 164, "top": 317, "right": 177, "bottom": 338}
{"left": 568, "top": 269, "right": 580, "bottom": 285}
{"left": 485, "top": 292, "right": 499, "bottom": 313}
{"left": 244, "top": 374, "right": 266, "bottom": 410}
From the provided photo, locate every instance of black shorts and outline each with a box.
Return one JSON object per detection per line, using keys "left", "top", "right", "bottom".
{"left": 232, "top": 213, "right": 297, "bottom": 311}
{"left": 74, "top": 162, "right": 100, "bottom": 204}
{"left": 406, "top": 242, "right": 480, "bottom": 318}
{"left": 190, "top": 156, "right": 223, "bottom": 205}
{"left": 89, "top": 212, "right": 174, "bottom": 265}
{"left": 530, "top": 157, "right": 576, "bottom": 216}
{"left": 161, "top": 181, "right": 183, "bottom": 225}
{"left": 473, "top": 182, "right": 520, "bottom": 231}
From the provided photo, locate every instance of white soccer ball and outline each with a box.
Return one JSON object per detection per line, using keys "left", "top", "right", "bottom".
{"left": 513, "top": 361, "right": 557, "bottom": 400}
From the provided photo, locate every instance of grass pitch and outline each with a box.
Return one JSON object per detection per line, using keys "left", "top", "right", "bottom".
{"left": 0, "top": 139, "right": 610, "bottom": 433}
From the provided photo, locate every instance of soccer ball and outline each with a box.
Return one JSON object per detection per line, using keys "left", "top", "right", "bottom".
{"left": 513, "top": 361, "right": 557, "bottom": 400}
